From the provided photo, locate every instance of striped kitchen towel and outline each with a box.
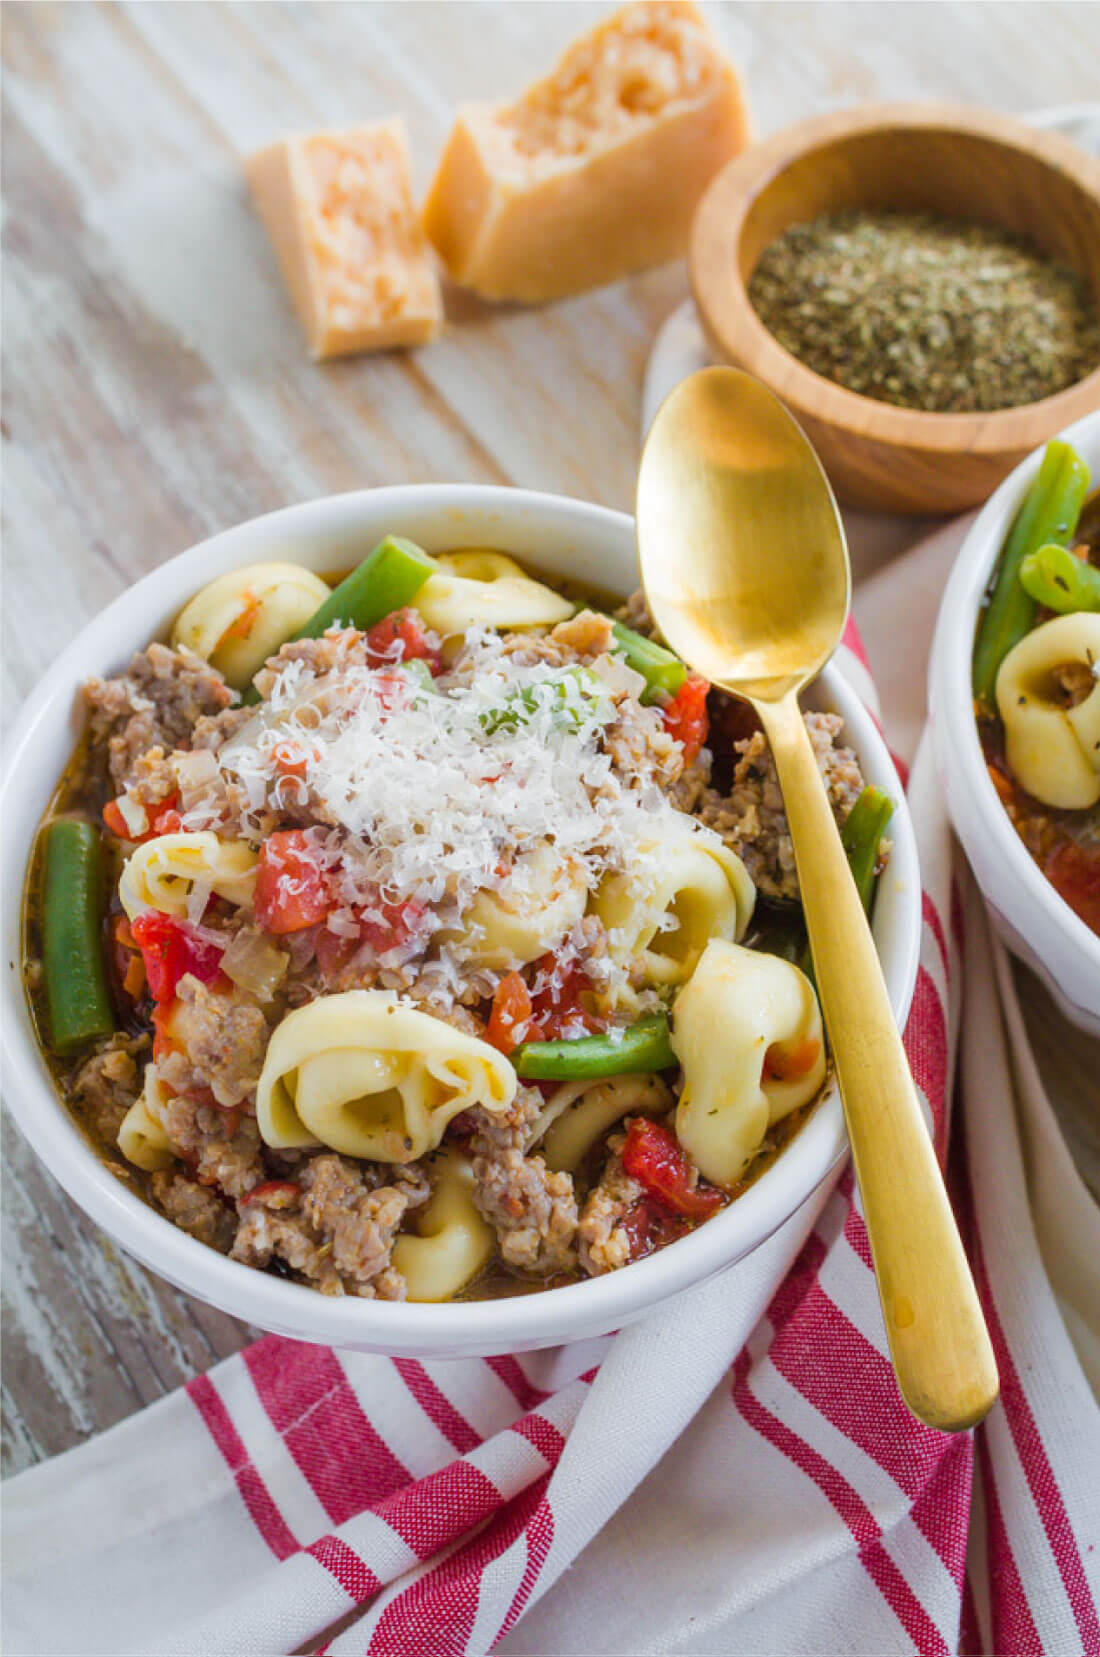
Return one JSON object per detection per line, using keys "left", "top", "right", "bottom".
{"left": 3, "top": 521, "right": 1098, "bottom": 1657}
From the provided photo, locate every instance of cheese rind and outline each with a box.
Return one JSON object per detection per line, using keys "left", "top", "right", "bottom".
{"left": 422, "top": 1, "right": 750, "bottom": 303}
{"left": 247, "top": 119, "right": 442, "bottom": 359}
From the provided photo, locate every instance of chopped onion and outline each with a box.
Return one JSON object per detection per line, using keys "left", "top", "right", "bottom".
{"left": 220, "top": 925, "right": 288, "bottom": 999}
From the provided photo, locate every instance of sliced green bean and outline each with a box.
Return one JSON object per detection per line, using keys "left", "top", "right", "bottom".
{"left": 840, "top": 785, "right": 895, "bottom": 913}
{"left": 41, "top": 819, "right": 116, "bottom": 1055}
{"left": 610, "top": 621, "right": 686, "bottom": 704}
{"left": 513, "top": 1014, "right": 675, "bottom": 1080}
{"left": 243, "top": 536, "right": 438, "bottom": 702}
{"left": 972, "top": 441, "right": 1091, "bottom": 711}
{"left": 1019, "top": 542, "right": 1100, "bottom": 614}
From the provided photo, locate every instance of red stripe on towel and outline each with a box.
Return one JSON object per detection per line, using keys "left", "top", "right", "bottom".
{"left": 245, "top": 1339, "right": 411, "bottom": 1524}
{"left": 187, "top": 1374, "right": 298, "bottom": 1560}
{"left": 392, "top": 1358, "right": 481, "bottom": 1454}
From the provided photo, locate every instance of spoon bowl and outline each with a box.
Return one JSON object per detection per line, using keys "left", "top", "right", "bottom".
{"left": 637, "top": 369, "right": 849, "bottom": 700}
{"left": 638, "top": 367, "right": 999, "bottom": 1432}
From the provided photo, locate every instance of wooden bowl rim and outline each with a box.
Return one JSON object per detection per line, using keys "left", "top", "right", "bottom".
{"left": 690, "top": 101, "right": 1100, "bottom": 457}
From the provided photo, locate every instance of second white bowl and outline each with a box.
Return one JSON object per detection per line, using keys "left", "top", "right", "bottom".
{"left": 929, "top": 411, "right": 1100, "bottom": 1035}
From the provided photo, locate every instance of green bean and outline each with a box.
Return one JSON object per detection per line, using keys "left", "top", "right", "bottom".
{"left": 243, "top": 536, "right": 438, "bottom": 702}
{"left": 41, "top": 819, "right": 116, "bottom": 1055}
{"left": 1019, "top": 542, "right": 1100, "bottom": 614}
{"left": 972, "top": 441, "right": 1091, "bottom": 711}
{"left": 610, "top": 622, "right": 686, "bottom": 704}
{"left": 840, "top": 785, "right": 895, "bottom": 913}
{"left": 512, "top": 1013, "right": 675, "bottom": 1080}
{"left": 800, "top": 785, "right": 894, "bottom": 983}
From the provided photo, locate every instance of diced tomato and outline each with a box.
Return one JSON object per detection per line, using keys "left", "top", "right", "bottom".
{"left": 358, "top": 898, "right": 424, "bottom": 955}
{"left": 621, "top": 1118, "right": 723, "bottom": 1220}
{"left": 529, "top": 955, "right": 603, "bottom": 1040}
{"left": 130, "top": 912, "right": 224, "bottom": 1003}
{"left": 1045, "top": 840, "right": 1100, "bottom": 937}
{"left": 763, "top": 1035, "right": 822, "bottom": 1082}
{"left": 486, "top": 971, "right": 536, "bottom": 1053}
{"left": 243, "top": 1179, "right": 301, "bottom": 1208}
{"left": 365, "top": 607, "right": 443, "bottom": 674}
{"left": 661, "top": 673, "right": 710, "bottom": 766}
{"left": 254, "top": 831, "right": 330, "bottom": 934}
{"left": 102, "top": 799, "right": 131, "bottom": 839}
{"left": 102, "top": 791, "right": 181, "bottom": 844}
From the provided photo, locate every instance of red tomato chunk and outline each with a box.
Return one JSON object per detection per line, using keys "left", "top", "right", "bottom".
{"left": 130, "top": 912, "right": 224, "bottom": 1004}
{"left": 1045, "top": 840, "right": 1100, "bottom": 937}
{"left": 255, "top": 831, "right": 330, "bottom": 934}
{"left": 621, "top": 1118, "right": 723, "bottom": 1220}
{"left": 365, "top": 607, "right": 443, "bottom": 674}
{"left": 661, "top": 674, "right": 710, "bottom": 766}
{"left": 102, "top": 792, "right": 182, "bottom": 843}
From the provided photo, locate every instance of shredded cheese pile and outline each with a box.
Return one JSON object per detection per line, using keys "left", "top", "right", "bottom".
{"left": 192, "top": 627, "right": 714, "bottom": 1003}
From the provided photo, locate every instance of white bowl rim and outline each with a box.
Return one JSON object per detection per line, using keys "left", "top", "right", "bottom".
{"left": 2, "top": 484, "right": 920, "bottom": 1352}
{"left": 929, "top": 411, "right": 1100, "bottom": 1016}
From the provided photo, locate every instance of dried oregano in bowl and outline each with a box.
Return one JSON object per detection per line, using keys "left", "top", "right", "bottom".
{"left": 748, "top": 210, "right": 1100, "bottom": 415}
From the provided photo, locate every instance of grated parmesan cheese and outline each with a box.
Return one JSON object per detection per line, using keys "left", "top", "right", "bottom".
{"left": 203, "top": 624, "right": 721, "bottom": 1009}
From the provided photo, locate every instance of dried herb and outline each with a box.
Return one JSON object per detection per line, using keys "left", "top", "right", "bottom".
{"left": 748, "top": 210, "right": 1100, "bottom": 414}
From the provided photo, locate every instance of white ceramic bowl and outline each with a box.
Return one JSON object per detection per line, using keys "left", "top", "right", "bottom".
{"left": 930, "top": 412, "right": 1100, "bottom": 1036}
{"left": 2, "top": 485, "right": 920, "bottom": 1356}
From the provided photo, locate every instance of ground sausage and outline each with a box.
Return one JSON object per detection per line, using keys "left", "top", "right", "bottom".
{"left": 85, "top": 643, "right": 233, "bottom": 791}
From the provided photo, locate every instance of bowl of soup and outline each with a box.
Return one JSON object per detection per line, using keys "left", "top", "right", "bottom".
{"left": 2, "top": 485, "right": 920, "bottom": 1355}
{"left": 930, "top": 411, "right": 1100, "bottom": 1034}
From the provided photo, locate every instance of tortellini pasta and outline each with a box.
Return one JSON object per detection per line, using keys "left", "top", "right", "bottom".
{"left": 672, "top": 939, "right": 825, "bottom": 1187}
{"left": 172, "top": 562, "right": 331, "bottom": 691}
{"left": 119, "top": 832, "right": 258, "bottom": 921}
{"left": 414, "top": 551, "right": 573, "bottom": 635}
{"left": 593, "top": 826, "right": 754, "bottom": 990}
{"left": 117, "top": 1066, "right": 175, "bottom": 1172}
{"left": 256, "top": 990, "right": 516, "bottom": 1162}
{"left": 439, "top": 846, "right": 589, "bottom": 970}
{"left": 995, "top": 613, "right": 1100, "bottom": 809}
{"left": 391, "top": 1149, "right": 494, "bottom": 1301}
{"left": 532, "top": 1074, "right": 672, "bottom": 1173}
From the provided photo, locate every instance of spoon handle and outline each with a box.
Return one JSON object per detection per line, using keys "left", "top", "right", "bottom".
{"left": 756, "top": 691, "right": 998, "bottom": 1432}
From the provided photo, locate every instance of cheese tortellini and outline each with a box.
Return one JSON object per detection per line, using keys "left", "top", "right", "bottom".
{"left": 672, "top": 940, "right": 825, "bottom": 1187}
{"left": 391, "top": 1149, "right": 494, "bottom": 1301}
{"left": 119, "top": 832, "right": 258, "bottom": 921}
{"left": 995, "top": 613, "right": 1100, "bottom": 809}
{"left": 440, "top": 846, "right": 590, "bottom": 970}
{"left": 117, "top": 1066, "right": 175, "bottom": 1172}
{"left": 594, "top": 827, "right": 754, "bottom": 990}
{"left": 531, "top": 1074, "right": 672, "bottom": 1172}
{"left": 414, "top": 551, "right": 573, "bottom": 635}
{"left": 256, "top": 991, "right": 517, "bottom": 1162}
{"left": 172, "top": 562, "right": 331, "bottom": 691}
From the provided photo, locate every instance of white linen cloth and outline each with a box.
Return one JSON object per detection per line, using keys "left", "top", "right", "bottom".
{"left": 4, "top": 516, "right": 1099, "bottom": 1657}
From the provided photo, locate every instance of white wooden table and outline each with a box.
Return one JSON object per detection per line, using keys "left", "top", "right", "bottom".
{"left": 4, "top": 0, "right": 1099, "bottom": 1476}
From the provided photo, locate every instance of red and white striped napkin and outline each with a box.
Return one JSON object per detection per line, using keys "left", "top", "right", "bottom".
{"left": 4, "top": 521, "right": 1099, "bottom": 1657}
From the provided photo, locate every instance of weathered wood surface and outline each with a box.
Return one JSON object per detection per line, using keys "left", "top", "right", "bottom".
{"left": 4, "top": 1, "right": 1099, "bottom": 1476}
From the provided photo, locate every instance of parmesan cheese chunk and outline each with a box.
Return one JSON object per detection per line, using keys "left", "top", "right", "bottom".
{"left": 247, "top": 119, "right": 443, "bottom": 359}
{"left": 422, "top": 1, "right": 750, "bottom": 303}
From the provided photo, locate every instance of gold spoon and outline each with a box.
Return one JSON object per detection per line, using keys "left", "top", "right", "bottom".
{"left": 637, "top": 366, "right": 998, "bottom": 1433}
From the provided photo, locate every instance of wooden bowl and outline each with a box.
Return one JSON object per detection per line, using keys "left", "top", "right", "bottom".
{"left": 690, "top": 103, "right": 1100, "bottom": 513}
